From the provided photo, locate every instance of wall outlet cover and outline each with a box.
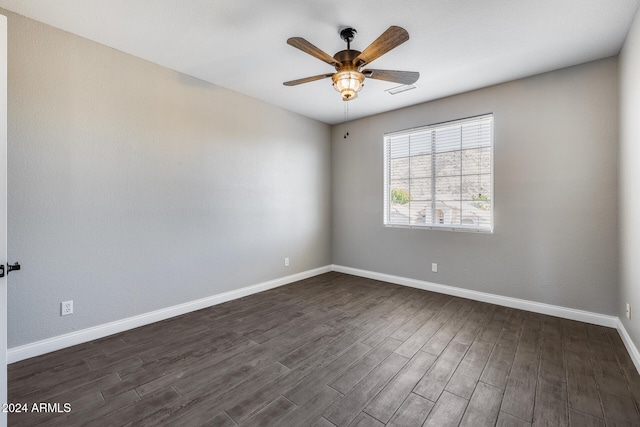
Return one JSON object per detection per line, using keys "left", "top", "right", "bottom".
{"left": 61, "top": 300, "right": 73, "bottom": 316}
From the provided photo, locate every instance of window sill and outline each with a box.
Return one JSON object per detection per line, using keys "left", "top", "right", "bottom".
{"left": 383, "top": 224, "right": 493, "bottom": 233}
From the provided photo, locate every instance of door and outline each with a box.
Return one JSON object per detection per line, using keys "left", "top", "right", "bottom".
{"left": 0, "top": 13, "right": 7, "bottom": 427}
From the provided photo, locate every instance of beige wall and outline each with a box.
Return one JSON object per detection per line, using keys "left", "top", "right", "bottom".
{"left": 5, "top": 11, "right": 331, "bottom": 347}
{"left": 332, "top": 58, "right": 619, "bottom": 315}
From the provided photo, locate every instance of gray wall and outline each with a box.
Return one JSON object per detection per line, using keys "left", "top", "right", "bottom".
{"left": 620, "top": 7, "right": 640, "bottom": 349}
{"left": 332, "top": 58, "right": 619, "bottom": 315}
{"left": 6, "top": 11, "right": 331, "bottom": 348}
{"left": 3, "top": 8, "right": 627, "bottom": 352}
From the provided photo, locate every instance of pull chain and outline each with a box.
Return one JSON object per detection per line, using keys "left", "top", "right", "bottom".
{"left": 343, "top": 102, "right": 350, "bottom": 139}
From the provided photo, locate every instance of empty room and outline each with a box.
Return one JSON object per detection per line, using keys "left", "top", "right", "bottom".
{"left": 0, "top": 0, "right": 639, "bottom": 426}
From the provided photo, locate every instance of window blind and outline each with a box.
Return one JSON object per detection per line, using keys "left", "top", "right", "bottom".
{"left": 384, "top": 114, "right": 493, "bottom": 232}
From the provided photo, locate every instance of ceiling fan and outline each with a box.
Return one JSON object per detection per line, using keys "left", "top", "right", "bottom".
{"left": 283, "top": 26, "right": 419, "bottom": 101}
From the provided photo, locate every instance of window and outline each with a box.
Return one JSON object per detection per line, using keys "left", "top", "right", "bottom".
{"left": 384, "top": 114, "right": 493, "bottom": 232}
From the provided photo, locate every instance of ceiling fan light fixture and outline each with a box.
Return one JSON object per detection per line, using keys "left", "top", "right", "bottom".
{"left": 284, "top": 26, "right": 418, "bottom": 103}
{"left": 332, "top": 70, "right": 365, "bottom": 101}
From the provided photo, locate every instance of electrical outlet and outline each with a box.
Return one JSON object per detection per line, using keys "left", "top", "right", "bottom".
{"left": 626, "top": 303, "right": 631, "bottom": 320}
{"left": 432, "top": 263, "right": 438, "bottom": 273}
{"left": 284, "top": 257, "right": 290, "bottom": 267}
{"left": 61, "top": 300, "right": 73, "bottom": 316}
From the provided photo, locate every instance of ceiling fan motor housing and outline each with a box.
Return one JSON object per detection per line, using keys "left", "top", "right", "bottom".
{"left": 333, "top": 49, "right": 361, "bottom": 68}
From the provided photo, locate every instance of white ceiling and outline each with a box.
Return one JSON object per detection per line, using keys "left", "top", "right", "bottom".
{"left": 0, "top": 0, "right": 638, "bottom": 124}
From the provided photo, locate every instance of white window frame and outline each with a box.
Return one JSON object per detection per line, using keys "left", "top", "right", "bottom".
{"left": 383, "top": 114, "right": 494, "bottom": 233}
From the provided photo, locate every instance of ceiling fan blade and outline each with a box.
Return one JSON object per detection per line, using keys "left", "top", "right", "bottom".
{"left": 363, "top": 69, "right": 419, "bottom": 85}
{"left": 283, "top": 73, "right": 334, "bottom": 86}
{"left": 287, "top": 37, "right": 341, "bottom": 67}
{"left": 353, "top": 26, "right": 409, "bottom": 67}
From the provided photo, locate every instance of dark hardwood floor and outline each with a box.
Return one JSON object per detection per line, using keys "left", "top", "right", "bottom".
{"left": 8, "top": 272, "right": 640, "bottom": 426}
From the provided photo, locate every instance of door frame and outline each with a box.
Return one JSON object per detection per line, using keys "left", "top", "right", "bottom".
{"left": 0, "top": 12, "right": 8, "bottom": 427}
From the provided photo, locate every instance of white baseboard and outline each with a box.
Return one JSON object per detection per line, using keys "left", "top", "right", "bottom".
{"left": 333, "top": 264, "right": 640, "bottom": 373}
{"left": 332, "top": 265, "right": 618, "bottom": 327}
{"left": 8, "top": 263, "right": 640, "bottom": 375}
{"left": 7, "top": 265, "right": 332, "bottom": 364}
{"left": 616, "top": 318, "right": 640, "bottom": 374}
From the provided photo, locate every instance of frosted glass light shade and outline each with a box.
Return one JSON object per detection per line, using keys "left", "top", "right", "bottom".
{"left": 332, "top": 71, "right": 365, "bottom": 101}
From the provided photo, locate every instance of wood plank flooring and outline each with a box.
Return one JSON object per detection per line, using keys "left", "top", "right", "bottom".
{"left": 7, "top": 272, "right": 640, "bottom": 426}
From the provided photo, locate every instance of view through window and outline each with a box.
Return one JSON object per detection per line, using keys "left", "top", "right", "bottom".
{"left": 383, "top": 114, "right": 494, "bottom": 232}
